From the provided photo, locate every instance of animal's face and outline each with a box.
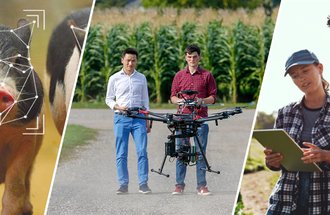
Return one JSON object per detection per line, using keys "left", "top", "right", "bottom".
{"left": 0, "top": 20, "right": 43, "bottom": 125}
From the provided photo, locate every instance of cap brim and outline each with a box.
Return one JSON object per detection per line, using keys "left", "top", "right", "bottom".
{"left": 284, "top": 60, "right": 317, "bottom": 76}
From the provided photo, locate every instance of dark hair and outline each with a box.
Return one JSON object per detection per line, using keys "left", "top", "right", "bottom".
{"left": 185, "top": 44, "right": 200, "bottom": 55}
{"left": 122, "top": 47, "right": 138, "bottom": 59}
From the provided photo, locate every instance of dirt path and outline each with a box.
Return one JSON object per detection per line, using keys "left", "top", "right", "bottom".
{"left": 47, "top": 109, "right": 255, "bottom": 215}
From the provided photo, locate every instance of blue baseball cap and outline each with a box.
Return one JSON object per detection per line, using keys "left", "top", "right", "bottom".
{"left": 285, "top": 49, "right": 319, "bottom": 76}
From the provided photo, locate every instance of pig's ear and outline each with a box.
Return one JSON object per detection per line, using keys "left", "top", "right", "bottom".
{"left": 16, "top": 19, "right": 31, "bottom": 45}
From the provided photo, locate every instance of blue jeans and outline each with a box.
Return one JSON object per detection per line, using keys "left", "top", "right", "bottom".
{"left": 114, "top": 113, "right": 148, "bottom": 187}
{"left": 175, "top": 123, "right": 209, "bottom": 189}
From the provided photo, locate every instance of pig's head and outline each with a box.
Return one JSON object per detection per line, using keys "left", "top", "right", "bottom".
{"left": 0, "top": 19, "right": 43, "bottom": 125}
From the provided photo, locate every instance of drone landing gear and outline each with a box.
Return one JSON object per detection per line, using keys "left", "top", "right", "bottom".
{"left": 151, "top": 154, "right": 170, "bottom": 177}
{"left": 195, "top": 135, "right": 220, "bottom": 175}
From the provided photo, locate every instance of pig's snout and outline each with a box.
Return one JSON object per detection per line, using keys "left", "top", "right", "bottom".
{"left": 0, "top": 90, "right": 15, "bottom": 112}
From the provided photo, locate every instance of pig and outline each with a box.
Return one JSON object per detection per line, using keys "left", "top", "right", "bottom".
{"left": 0, "top": 19, "right": 44, "bottom": 215}
{"left": 47, "top": 8, "right": 91, "bottom": 134}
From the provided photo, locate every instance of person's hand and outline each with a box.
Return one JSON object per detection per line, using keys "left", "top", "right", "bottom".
{"left": 196, "top": 98, "right": 204, "bottom": 106}
{"left": 264, "top": 148, "right": 283, "bottom": 169}
{"left": 301, "top": 142, "right": 330, "bottom": 164}
{"left": 146, "top": 120, "right": 151, "bottom": 133}
{"left": 115, "top": 104, "right": 128, "bottom": 112}
{"left": 176, "top": 98, "right": 184, "bottom": 104}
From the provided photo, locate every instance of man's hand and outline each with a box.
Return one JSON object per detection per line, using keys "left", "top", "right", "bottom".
{"left": 114, "top": 104, "right": 128, "bottom": 112}
{"left": 264, "top": 148, "right": 283, "bottom": 169}
{"left": 146, "top": 120, "right": 151, "bottom": 133}
{"left": 196, "top": 98, "right": 204, "bottom": 106}
{"left": 171, "top": 96, "right": 184, "bottom": 104}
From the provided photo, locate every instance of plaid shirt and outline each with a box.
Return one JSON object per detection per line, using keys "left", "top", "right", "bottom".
{"left": 268, "top": 94, "right": 330, "bottom": 215}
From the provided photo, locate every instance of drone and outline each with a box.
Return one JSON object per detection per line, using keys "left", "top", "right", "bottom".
{"left": 123, "top": 90, "right": 243, "bottom": 177}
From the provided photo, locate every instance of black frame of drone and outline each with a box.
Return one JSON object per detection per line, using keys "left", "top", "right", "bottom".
{"left": 124, "top": 90, "right": 243, "bottom": 178}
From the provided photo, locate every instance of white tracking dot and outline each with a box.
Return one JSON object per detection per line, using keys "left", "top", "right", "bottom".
{"left": 9, "top": 64, "right": 13, "bottom": 67}
{"left": 35, "top": 95, "right": 38, "bottom": 99}
{"left": 17, "top": 54, "right": 21, "bottom": 57}
{"left": 70, "top": 25, "right": 74, "bottom": 29}
{"left": 24, "top": 115, "right": 27, "bottom": 119}
{"left": 26, "top": 46, "right": 30, "bottom": 49}
{"left": 33, "top": 20, "right": 36, "bottom": 24}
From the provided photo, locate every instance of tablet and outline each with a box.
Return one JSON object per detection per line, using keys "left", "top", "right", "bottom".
{"left": 253, "top": 129, "right": 322, "bottom": 172}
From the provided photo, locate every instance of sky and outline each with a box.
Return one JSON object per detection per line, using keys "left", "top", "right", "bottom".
{"left": 257, "top": 0, "right": 330, "bottom": 114}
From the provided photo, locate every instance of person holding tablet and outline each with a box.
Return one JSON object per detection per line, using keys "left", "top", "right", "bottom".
{"left": 264, "top": 49, "right": 330, "bottom": 214}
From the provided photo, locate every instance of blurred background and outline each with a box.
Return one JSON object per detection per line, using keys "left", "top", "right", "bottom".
{"left": 73, "top": 0, "right": 279, "bottom": 107}
{"left": 0, "top": 0, "right": 93, "bottom": 214}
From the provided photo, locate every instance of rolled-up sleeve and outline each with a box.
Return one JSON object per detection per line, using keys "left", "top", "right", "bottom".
{"left": 171, "top": 73, "right": 180, "bottom": 98}
{"left": 105, "top": 76, "right": 117, "bottom": 109}
{"left": 207, "top": 73, "right": 217, "bottom": 103}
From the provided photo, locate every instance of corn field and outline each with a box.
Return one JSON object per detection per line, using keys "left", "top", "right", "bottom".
{"left": 76, "top": 17, "right": 274, "bottom": 103}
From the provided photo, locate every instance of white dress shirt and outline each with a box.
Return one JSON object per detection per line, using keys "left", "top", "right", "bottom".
{"left": 105, "top": 69, "right": 149, "bottom": 111}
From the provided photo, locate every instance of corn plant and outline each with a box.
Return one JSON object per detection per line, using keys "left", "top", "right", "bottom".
{"left": 178, "top": 22, "right": 201, "bottom": 69}
{"left": 106, "top": 24, "right": 132, "bottom": 77}
{"left": 154, "top": 25, "right": 179, "bottom": 103}
{"left": 203, "top": 20, "right": 232, "bottom": 102}
{"left": 233, "top": 21, "right": 262, "bottom": 102}
{"left": 75, "top": 25, "right": 105, "bottom": 102}
{"left": 76, "top": 18, "right": 275, "bottom": 104}
{"left": 133, "top": 22, "right": 156, "bottom": 102}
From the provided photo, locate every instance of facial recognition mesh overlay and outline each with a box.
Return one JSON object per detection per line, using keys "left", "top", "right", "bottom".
{"left": 71, "top": 25, "right": 87, "bottom": 51}
{"left": 0, "top": 21, "right": 41, "bottom": 126}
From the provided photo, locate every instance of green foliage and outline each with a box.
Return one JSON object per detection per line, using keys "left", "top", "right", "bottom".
{"left": 244, "top": 139, "right": 266, "bottom": 173}
{"left": 255, "top": 111, "right": 275, "bottom": 129}
{"left": 75, "top": 25, "right": 105, "bottom": 102}
{"left": 233, "top": 21, "right": 262, "bottom": 102}
{"left": 106, "top": 24, "right": 132, "bottom": 77}
{"left": 95, "top": 0, "right": 130, "bottom": 8}
{"left": 142, "top": 0, "right": 265, "bottom": 9}
{"left": 133, "top": 23, "right": 156, "bottom": 102}
{"left": 178, "top": 22, "right": 201, "bottom": 69}
{"left": 203, "top": 21, "right": 232, "bottom": 102}
{"left": 154, "top": 25, "right": 179, "bottom": 103}
{"left": 60, "top": 124, "right": 97, "bottom": 161}
{"left": 75, "top": 18, "right": 275, "bottom": 103}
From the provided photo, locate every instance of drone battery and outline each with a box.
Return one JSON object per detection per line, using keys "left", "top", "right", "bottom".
{"left": 165, "top": 139, "right": 176, "bottom": 157}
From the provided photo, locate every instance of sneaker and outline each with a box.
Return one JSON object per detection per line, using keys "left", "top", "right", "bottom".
{"left": 172, "top": 185, "right": 184, "bottom": 195}
{"left": 139, "top": 184, "right": 152, "bottom": 194}
{"left": 116, "top": 185, "right": 128, "bottom": 195}
{"left": 197, "top": 186, "right": 211, "bottom": 196}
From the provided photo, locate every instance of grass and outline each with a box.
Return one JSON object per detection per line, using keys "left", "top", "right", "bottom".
{"left": 244, "top": 139, "right": 267, "bottom": 173}
{"left": 59, "top": 124, "right": 98, "bottom": 161}
{"left": 71, "top": 101, "right": 256, "bottom": 109}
